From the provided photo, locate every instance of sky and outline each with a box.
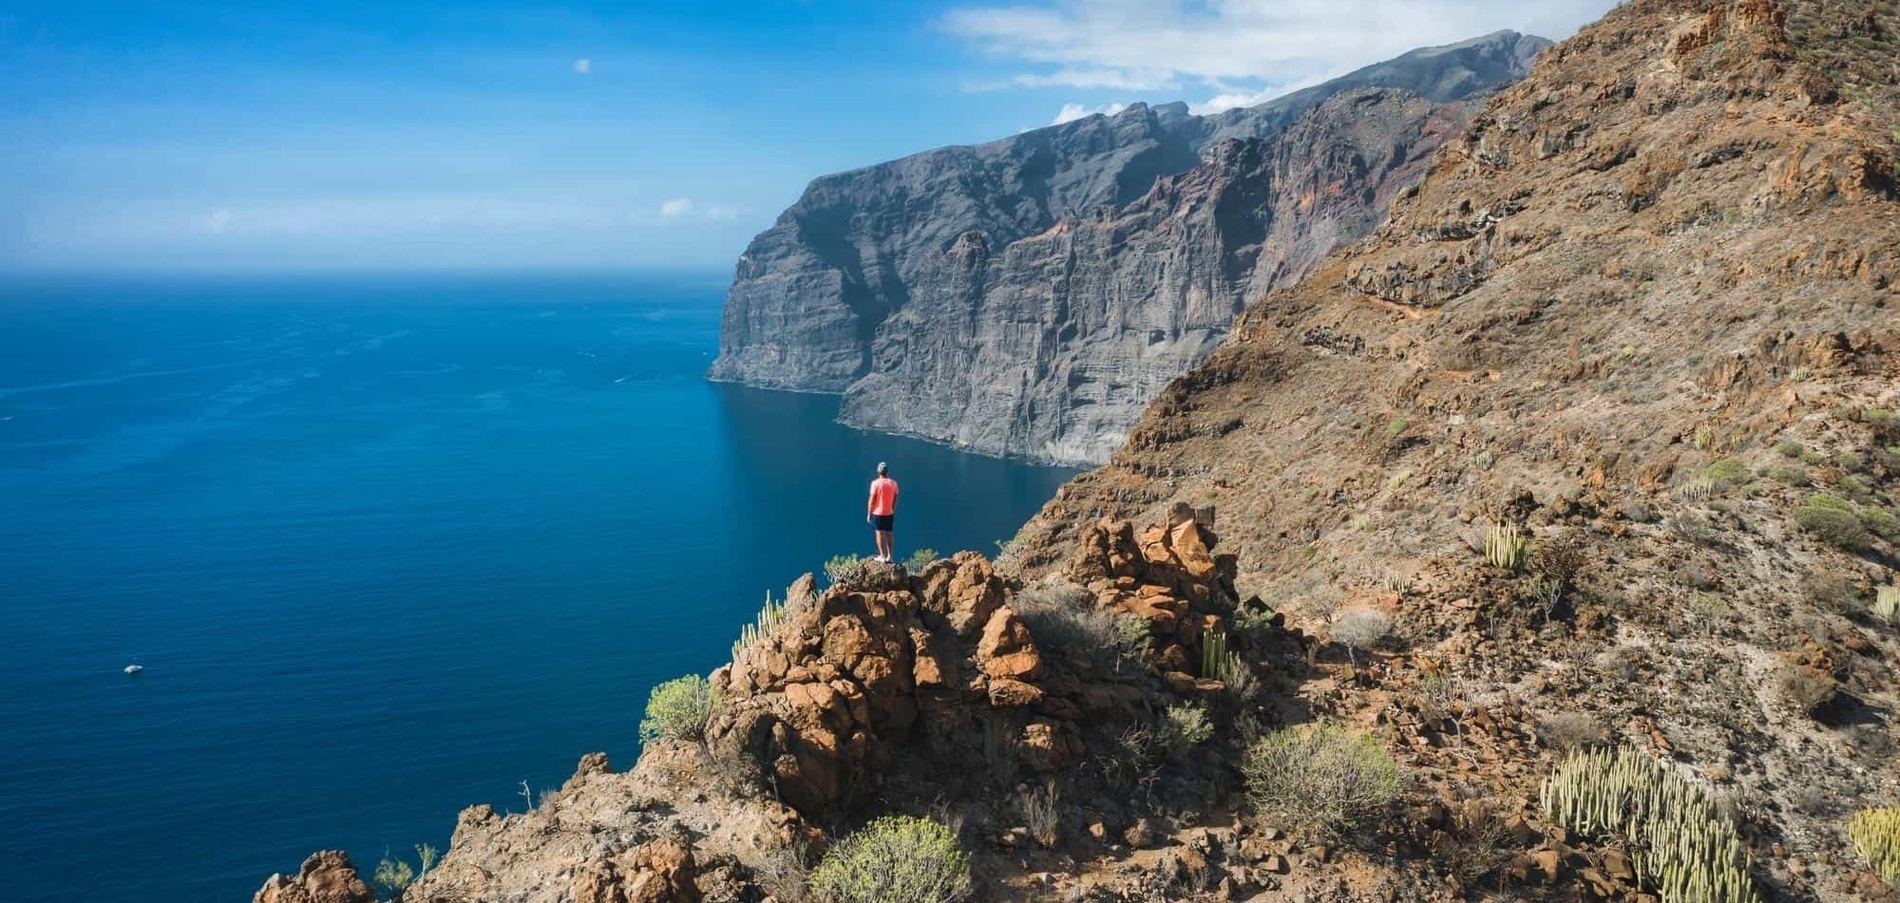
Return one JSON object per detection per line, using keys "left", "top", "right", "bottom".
{"left": 0, "top": 0, "right": 1620, "bottom": 273}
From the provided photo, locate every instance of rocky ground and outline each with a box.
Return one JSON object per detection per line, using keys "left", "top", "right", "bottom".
{"left": 258, "top": 1, "right": 1900, "bottom": 901}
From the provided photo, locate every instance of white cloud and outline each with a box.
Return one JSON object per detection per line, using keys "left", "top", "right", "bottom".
{"left": 659, "top": 197, "right": 694, "bottom": 218}
{"left": 573, "top": 58, "right": 591, "bottom": 74}
{"left": 942, "top": 0, "right": 1618, "bottom": 110}
{"left": 1050, "top": 102, "right": 1128, "bottom": 125}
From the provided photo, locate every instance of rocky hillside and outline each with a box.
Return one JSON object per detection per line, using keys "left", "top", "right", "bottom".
{"left": 259, "top": 2, "right": 1900, "bottom": 902}
{"left": 1013, "top": 0, "right": 1900, "bottom": 895}
{"left": 710, "top": 32, "right": 1548, "bottom": 465}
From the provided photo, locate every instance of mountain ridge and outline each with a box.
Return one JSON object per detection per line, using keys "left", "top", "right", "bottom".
{"left": 710, "top": 31, "right": 1550, "bottom": 464}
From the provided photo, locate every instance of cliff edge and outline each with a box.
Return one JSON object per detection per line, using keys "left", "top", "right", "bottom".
{"left": 710, "top": 32, "right": 1549, "bottom": 465}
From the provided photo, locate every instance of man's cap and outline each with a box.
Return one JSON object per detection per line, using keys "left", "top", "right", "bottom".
{"left": 877, "top": 462, "right": 888, "bottom": 474}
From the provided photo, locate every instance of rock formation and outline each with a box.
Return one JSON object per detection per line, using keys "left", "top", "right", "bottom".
{"left": 711, "top": 32, "right": 1549, "bottom": 464}
{"left": 371, "top": 507, "right": 1302, "bottom": 902}
{"left": 253, "top": 851, "right": 374, "bottom": 903}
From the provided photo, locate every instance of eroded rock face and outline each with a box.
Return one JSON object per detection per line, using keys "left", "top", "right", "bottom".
{"left": 253, "top": 852, "right": 374, "bottom": 903}
{"left": 711, "top": 33, "right": 1549, "bottom": 465}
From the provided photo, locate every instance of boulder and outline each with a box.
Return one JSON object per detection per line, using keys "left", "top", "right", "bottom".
{"left": 253, "top": 852, "right": 374, "bottom": 903}
{"left": 976, "top": 607, "right": 1043, "bottom": 681}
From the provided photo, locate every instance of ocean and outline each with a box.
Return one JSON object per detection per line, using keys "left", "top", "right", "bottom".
{"left": 0, "top": 272, "right": 1077, "bottom": 903}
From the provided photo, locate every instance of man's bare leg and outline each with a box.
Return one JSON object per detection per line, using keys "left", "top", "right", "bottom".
{"left": 877, "top": 530, "right": 893, "bottom": 562}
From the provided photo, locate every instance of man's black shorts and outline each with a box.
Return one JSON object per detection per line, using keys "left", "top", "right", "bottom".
{"left": 872, "top": 514, "right": 895, "bottom": 531}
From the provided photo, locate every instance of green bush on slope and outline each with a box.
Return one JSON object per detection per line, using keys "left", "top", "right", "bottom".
{"left": 1243, "top": 723, "right": 1403, "bottom": 841}
{"left": 640, "top": 674, "right": 713, "bottom": 744}
{"left": 809, "top": 815, "right": 971, "bottom": 903}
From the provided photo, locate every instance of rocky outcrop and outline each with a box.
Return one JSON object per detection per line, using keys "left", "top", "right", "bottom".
{"left": 711, "top": 31, "right": 1550, "bottom": 464}
{"left": 345, "top": 507, "right": 1301, "bottom": 903}
{"left": 253, "top": 852, "right": 374, "bottom": 903}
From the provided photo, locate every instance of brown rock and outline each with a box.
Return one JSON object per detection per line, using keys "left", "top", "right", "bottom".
{"left": 571, "top": 859, "right": 629, "bottom": 903}
{"left": 627, "top": 839, "right": 698, "bottom": 903}
{"left": 1604, "top": 849, "right": 1636, "bottom": 881}
{"left": 253, "top": 851, "right": 375, "bottom": 903}
{"left": 988, "top": 678, "right": 1045, "bottom": 707}
{"left": 1529, "top": 848, "right": 1561, "bottom": 883}
{"left": 786, "top": 572, "right": 818, "bottom": 610}
{"left": 1124, "top": 817, "right": 1162, "bottom": 849}
{"left": 1168, "top": 518, "right": 1219, "bottom": 581}
{"left": 1020, "top": 719, "right": 1079, "bottom": 771}
{"left": 909, "top": 626, "right": 951, "bottom": 687}
{"left": 941, "top": 554, "right": 1005, "bottom": 637}
{"left": 977, "top": 607, "right": 1043, "bottom": 680}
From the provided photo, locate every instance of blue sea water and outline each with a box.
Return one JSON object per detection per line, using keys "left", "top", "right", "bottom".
{"left": 0, "top": 272, "right": 1076, "bottom": 903}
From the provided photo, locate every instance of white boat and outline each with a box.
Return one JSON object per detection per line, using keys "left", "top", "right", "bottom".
{"left": 124, "top": 664, "right": 143, "bottom": 674}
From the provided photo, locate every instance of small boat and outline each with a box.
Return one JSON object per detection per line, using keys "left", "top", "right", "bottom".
{"left": 124, "top": 664, "right": 143, "bottom": 674}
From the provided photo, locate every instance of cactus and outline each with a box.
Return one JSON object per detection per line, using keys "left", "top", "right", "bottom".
{"left": 1485, "top": 523, "right": 1528, "bottom": 572}
{"left": 1198, "top": 629, "right": 1254, "bottom": 698}
{"left": 1539, "top": 748, "right": 1760, "bottom": 903}
{"left": 731, "top": 590, "right": 789, "bottom": 659}
{"left": 1852, "top": 807, "right": 1900, "bottom": 885}
{"left": 1875, "top": 586, "right": 1900, "bottom": 625}
{"left": 1201, "top": 629, "right": 1228, "bottom": 679}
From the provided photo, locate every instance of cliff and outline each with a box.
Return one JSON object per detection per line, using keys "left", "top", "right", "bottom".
{"left": 710, "top": 32, "right": 1549, "bottom": 464}
{"left": 262, "top": 1, "right": 1900, "bottom": 901}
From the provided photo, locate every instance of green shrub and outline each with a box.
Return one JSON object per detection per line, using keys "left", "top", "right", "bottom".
{"left": 1796, "top": 495, "right": 1873, "bottom": 550}
{"left": 373, "top": 856, "right": 416, "bottom": 897}
{"left": 1852, "top": 806, "right": 1900, "bottom": 885}
{"left": 1539, "top": 711, "right": 1608, "bottom": 752}
{"left": 1808, "top": 492, "right": 1855, "bottom": 512}
{"left": 640, "top": 674, "right": 713, "bottom": 744}
{"left": 1540, "top": 748, "right": 1759, "bottom": 903}
{"left": 1704, "top": 458, "right": 1748, "bottom": 487}
{"left": 1159, "top": 703, "right": 1213, "bottom": 754}
{"left": 809, "top": 815, "right": 971, "bottom": 903}
{"left": 902, "top": 548, "right": 938, "bottom": 571}
{"left": 1777, "top": 440, "right": 1805, "bottom": 458}
{"left": 1861, "top": 508, "right": 1900, "bottom": 542}
{"left": 1778, "top": 664, "right": 1839, "bottom": 717}
{"left": 824, "top": 554, "right": 868, "bottom": 585}
{"left": 1243, "top": 723, "right": 1404, "bottom": 841}
{"left": 1330, "top": 609, "right": 1392, "bottom": 664}
{"left": 1015, "top": 583, "right": 1145, "bottom": 674}
{"left": 1766, "top": 463, "right": 1808, "bottom": 485}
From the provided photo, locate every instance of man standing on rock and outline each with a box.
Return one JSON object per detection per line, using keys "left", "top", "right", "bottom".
{"left": 867, "top": 462, "right": 899, "bottom": 563}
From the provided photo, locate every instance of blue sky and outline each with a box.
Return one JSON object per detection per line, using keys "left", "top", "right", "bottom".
{"left": 1, "top": 1, "right": 1618, "bottom": 273}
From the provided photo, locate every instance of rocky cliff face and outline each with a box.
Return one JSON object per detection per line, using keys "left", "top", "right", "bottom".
{"left": 710, "top": 32, "right": 1549, "bottom": 464}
